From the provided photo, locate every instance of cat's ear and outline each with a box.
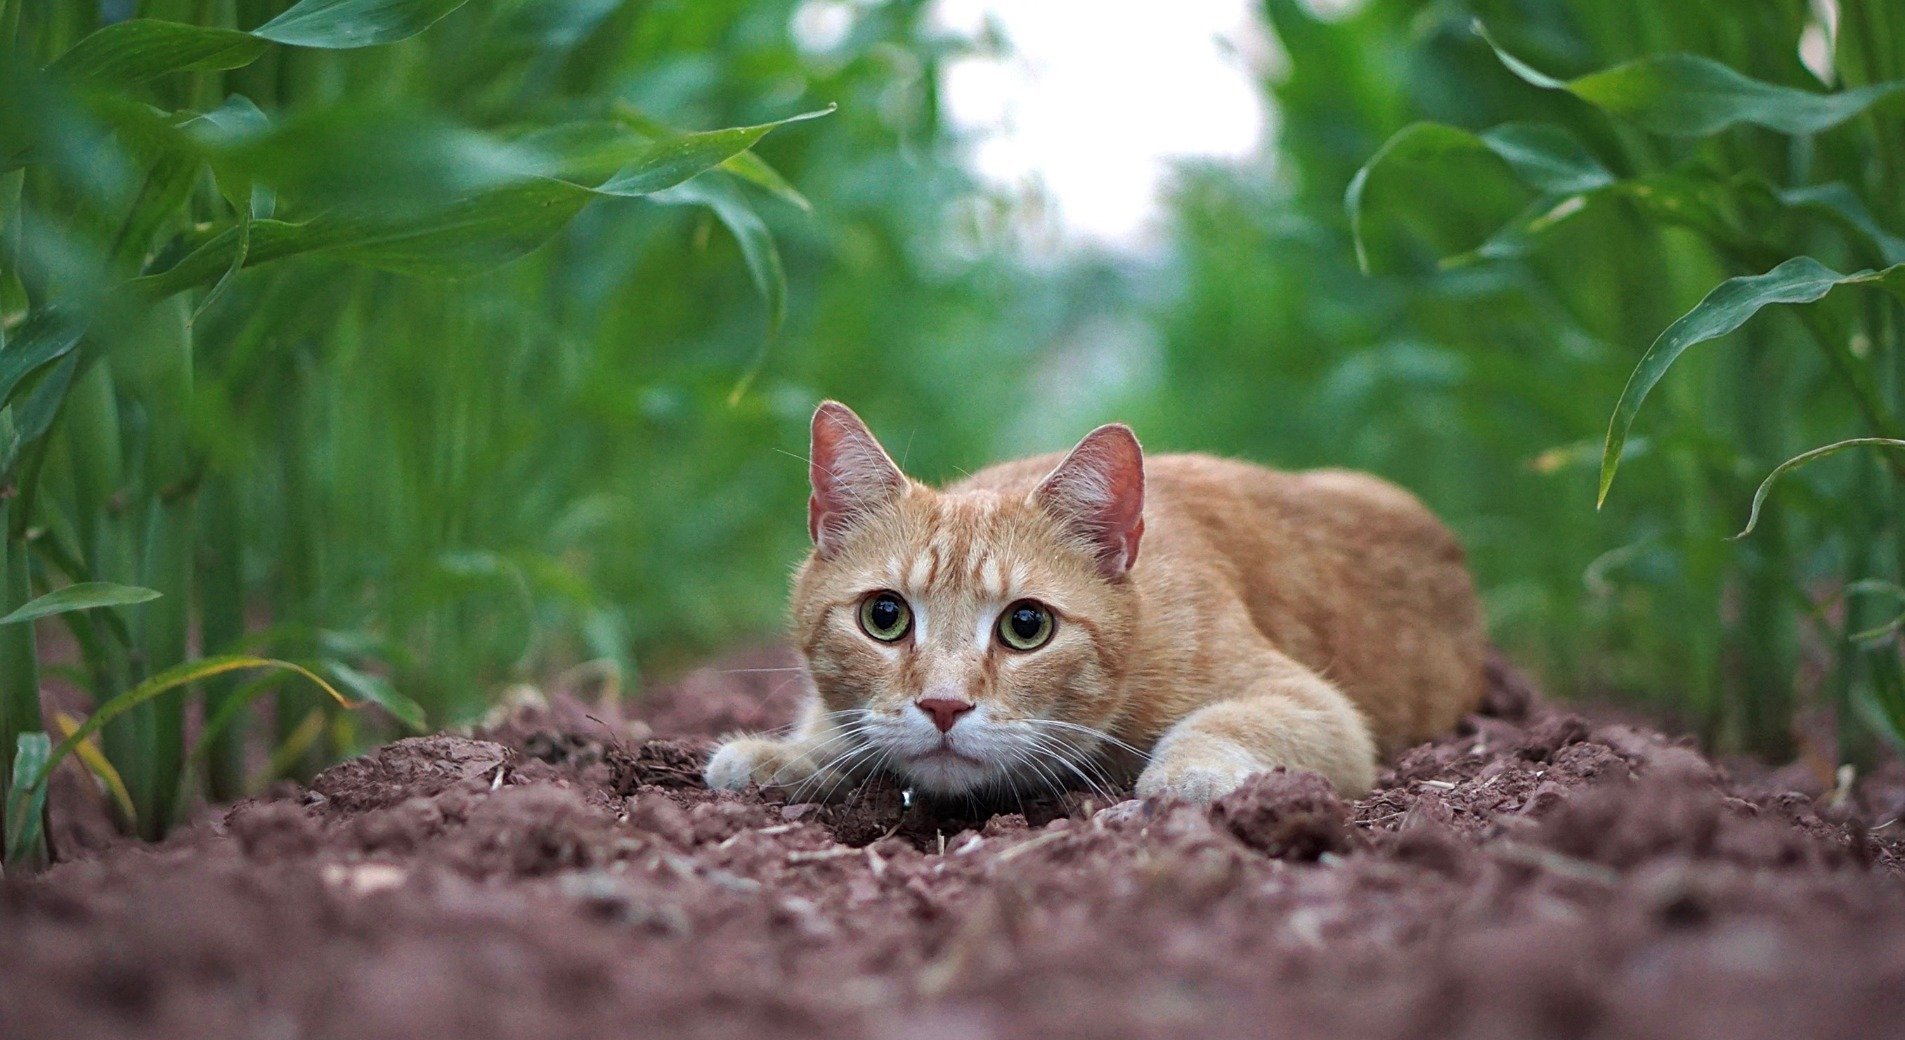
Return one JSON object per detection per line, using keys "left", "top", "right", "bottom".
{"left": 808, "top": 400, "right": 908, "bottom": 556}
{"left": 1034, "top": 423, "right": 1145, "bottom": 579}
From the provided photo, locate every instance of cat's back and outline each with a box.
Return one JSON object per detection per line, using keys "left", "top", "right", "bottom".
{"left": 955, "top": 450, "right": 1452, "bottom": 554}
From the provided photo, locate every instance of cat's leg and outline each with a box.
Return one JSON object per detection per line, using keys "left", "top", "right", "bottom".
{"left": 1136, "top": 652, "right": 1378, "bottom": 802}
{"left": 703, "top": 699, "right": 870, "bottom": 798}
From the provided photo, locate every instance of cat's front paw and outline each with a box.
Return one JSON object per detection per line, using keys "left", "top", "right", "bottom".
{"left": 1134, "top": 756, "right": 1259, "bottom": 805}
{"left": 703, "top": 737, "right": 797, "bottom": 791}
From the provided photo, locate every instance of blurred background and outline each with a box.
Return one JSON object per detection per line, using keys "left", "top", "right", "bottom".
{"left": 4, "top": 0, "right": 1903, "bottom": 845}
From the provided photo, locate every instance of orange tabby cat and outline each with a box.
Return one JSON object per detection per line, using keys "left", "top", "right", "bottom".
{"left": 704, "top": 401, "right": 1486, "bottom": 803}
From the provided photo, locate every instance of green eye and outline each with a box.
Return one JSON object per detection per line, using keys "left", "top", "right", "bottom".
{"left": 997, "top": 600, "right": 1054, "bottom": 651}
{"left": 858, "top": 591, "right": 912, "bottom": 642}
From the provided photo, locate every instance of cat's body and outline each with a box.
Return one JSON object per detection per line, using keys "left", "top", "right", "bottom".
{"left": 705, "top": 403, "right": 1486, "bottom": 804}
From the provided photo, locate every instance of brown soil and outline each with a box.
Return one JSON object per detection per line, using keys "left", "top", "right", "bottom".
{"left": 5, "top": 648, "right": 1905, "bottom": 1040}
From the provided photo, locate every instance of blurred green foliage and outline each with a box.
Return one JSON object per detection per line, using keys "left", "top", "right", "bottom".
{"left": 3, "top": 0, "right": 1903, "bottom": 854}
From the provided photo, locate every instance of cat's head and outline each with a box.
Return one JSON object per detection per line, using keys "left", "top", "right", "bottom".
{"left": 789, "top": 401, "right": 1145, "bottom": 797}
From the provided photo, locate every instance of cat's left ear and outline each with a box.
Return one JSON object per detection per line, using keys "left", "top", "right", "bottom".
{"left": 809, "top": 401, "right": 909, "bottom": 557}
{"left": 1034, "top": 423, "right": 1145, "bottom": 579}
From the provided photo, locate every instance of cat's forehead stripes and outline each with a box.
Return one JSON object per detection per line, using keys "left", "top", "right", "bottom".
{"left": 882, "top": 498, "right": 1031, "bottom": 602}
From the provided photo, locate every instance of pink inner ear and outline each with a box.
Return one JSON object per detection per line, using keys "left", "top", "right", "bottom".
{"left": 808, "top": 402, "right": 906, "bottom": 555}
{"left": 1034, "top": 424, "right": 1145, "bottom": 578}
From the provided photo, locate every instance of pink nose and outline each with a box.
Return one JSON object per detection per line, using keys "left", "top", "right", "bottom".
{"left": 915, "top": 698, "right": 975, "bottom": 733}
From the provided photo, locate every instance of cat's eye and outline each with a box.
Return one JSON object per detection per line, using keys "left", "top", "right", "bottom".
{"left": 996, "top": 600, "right": 1054, "bottom": 651}
{"left": 858, "top": 591, "right": 913, "bottom": 642}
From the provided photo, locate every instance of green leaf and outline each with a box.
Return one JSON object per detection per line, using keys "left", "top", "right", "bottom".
{"left": 657, "top": 176, "right": 787, "bottom": 333}
{"left": 0, "top": 583, "right": 162, "bottom": 626}
{"left": 655, "top": 175, "right": 787, "bottom": 400}
{"left": 0, "top": 353, "right": 81, "bottom": 481}
{"left": 0, "top": 305, "right": 86, "bottom": 410}
{"left": 4, "top": 733, "right": 49, "bottom": 866}
{"left": 253, "top": 0, "right": 473, "bottom": 49}
{"left": 132, "top": 107, "right": 834, "bottom": 291}
{"left": 322, "top": 659, "right": 427, "bottom": 731}
{"left": 1774, "top": 183, "right": 1905, "bottom": 267}
{"left": 610, "top": 104, "right": 815, "bottom": 212}
{"left": 1347, "top": 121, "right": 1611, "bottom": 271}
{"left": 719, "top": 150, "right": 814, "bottom": 213}
{"left": 1600, "top": 259, "right": 1905, "bottom": 504}
{"left": 591, "top": 106, "right": 834, "bottom": 197}
{"left": 1835, "top": 580, "right": 1905, "bottom": 647}
{"left": 21, "top": 655, "right": 365, "bottom": 796}
{"left": 51, "top": 20, "right": 268, "bottom": 88}
{"left": 1478, "top": 22, "right": 1905, "bottom": 137}
{"left": 1734, "top": 438, "right": 1905, "bottom": 538}
{"left": 47, "top": 0, "right": 475, "bottom": 89}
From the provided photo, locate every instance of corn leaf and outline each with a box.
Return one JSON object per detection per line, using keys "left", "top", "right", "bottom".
{"left": 22, "top": 655, "right": 358, "bottom": 796}
{"left": 0, "top": 583, "right": 161, "bottom": 626}
{"left": 253, "top": 0, "right": 472, "bottom": 49}
{"left": 1774, "top": 183, "right": 1905, "bottom": 267}
{"left": 1601, "top": 259, "right": 1905, "bottom": 504}
{"left": 611, "top": 104, "right": 815, "bottom": 213}
{"left": 50, "top": 21, "right": 268, "bottom": 87}
{"left": 590, "top": 106, "right": 833, "bottom": 196}
{"left": 0, "top": 305, "right": 85, "bottom": 410}
{"left": 47, "top": 0, "right": 474, "bottom": 95}
{"left": 52, "top": 712, "right": 137, "bottom": 827}
{"left": 1348, "top": 121, "right": 1612, "bottom": 271}
{"left": 657, "top": 176, "right": 787, "bottom": 335}
{"left": 0, "top": 353, "right": 81, "bottom": 480}
{"left": 321, "top": 659, "right": 427, "bottom": 731}
{"left": 1478, "top": 22, "right": 1905, "bottom": 137}
{"left": 133, "top": 107, "right": 833, "bottom": 290}
{"left": 3, "top": 732, "right": 49, "bottom": 866}
{"left": 1735, "top": 438, "right": 1905, "bottom": 538}
{"left": 1836, "top": 580, "right": 1905, "bottom": 647}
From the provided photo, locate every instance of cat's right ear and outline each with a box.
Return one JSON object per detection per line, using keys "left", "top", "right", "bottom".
{"left": 1034, "top": 423, "right": 1145, "bottom": 579}
{"left": 808, "top": 401, "right": 908, "bottom": 557}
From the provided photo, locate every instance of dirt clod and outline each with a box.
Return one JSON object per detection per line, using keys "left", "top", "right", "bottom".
{"left": 4, "top": 652, "right": 1904, "bottom": 1040}
{"left": 1210, "top": 769, "right": 1356, "bottom": 860}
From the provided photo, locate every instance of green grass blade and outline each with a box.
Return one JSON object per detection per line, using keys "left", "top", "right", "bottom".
{"left": 0, "top": 352, "right": 81, "bottom": 481}
{"left": 1477, "top": 21, "right": 1905, "bottom": 137}
{"left": 1347, "top": 121, "right": 1612, "bottom": 272}
{"left": 1734, "top": 438, "right": 1905, "bottom": 538}
{"left": 51, "top": 711, "right": 136, "bottom": 828}
{"left": 252, "top": 0, "right": 472, "bottom": 49}
{"left": 0, "top": 305, "right": 85, "bottom": 410}
{"left": 4, "top": 732, "right": 49, "bottom": 868}
{"left": 1600, "top": 259, "right": 1905, "bottom": 505}
{"left": 0, "top": 582, "right": 160, "bottom": 626}
{"left": 21, "top": 655, "right": 363, "bottom": 797}
{"left": 132, "top": 108, "right": 833, "bottom": 291}
{"left": 50, "top": 20, "right": 267, "bottom": 88}
{"left": 657, "top": 175, "right": 787, "bottom": 335}
{"left": 321, "top": 659, "right": 426, "bottom": 731}
{"left": 590, "top": 106, "right": 834, "bottom": 196}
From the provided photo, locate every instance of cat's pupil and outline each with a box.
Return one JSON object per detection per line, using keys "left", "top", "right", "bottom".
{"left": 1010, "top": 607, "right": 1043, "bottom": 639}
{"left": 870, "top": 596, "right": 902, "bottom": 630}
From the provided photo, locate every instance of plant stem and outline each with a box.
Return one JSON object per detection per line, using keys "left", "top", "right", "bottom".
{"left": 198, "top": 476, "right": 245, "bottom": 799}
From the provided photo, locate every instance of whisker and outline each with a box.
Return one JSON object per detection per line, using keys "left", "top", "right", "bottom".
{"left": 1027, "top": 719, "right": 1146, "bottom": 759}
{"left": 803, "top": 739, "right": 887, "bottom": 804}
{"left": 1007, "top": 740, "right": 1071, "bottom": 802}
{"left": 766, "top": 722, "right": 872, "bottom": 786}
{"left": 1021, "top": 731, "right": 1116, "bottom": 802}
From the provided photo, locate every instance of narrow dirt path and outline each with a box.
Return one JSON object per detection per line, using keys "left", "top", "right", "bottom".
{"left": 4, "top": 649, "right": 1903, "bottom": 1040}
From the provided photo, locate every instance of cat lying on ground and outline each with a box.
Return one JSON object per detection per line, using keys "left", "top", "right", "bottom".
{"left": 705, "top": 401, "right": 1485, "bottom": 804}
